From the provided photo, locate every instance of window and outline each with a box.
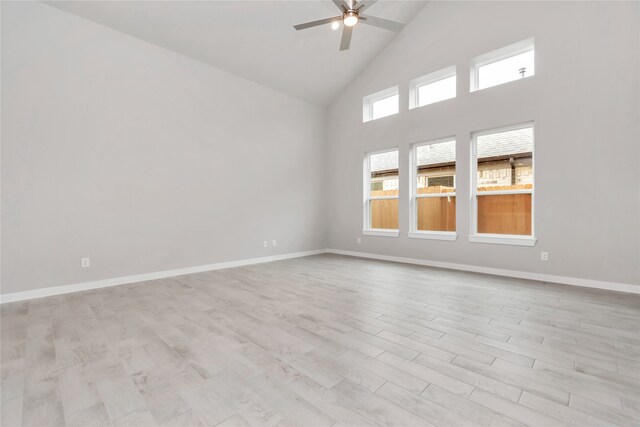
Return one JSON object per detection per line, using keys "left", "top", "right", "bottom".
{"left": 471, "top": 38, "right": 535, "bottom": 91}
{"left": 363, "top": 87, "right": 399, "bottom": 122}
{"left": 409, "top": 66, "right": 456, "bottom": 109}
{"left": 470, "top": 124, "right": 535, "bottom": 246}
{"left": 409, "top": 139, "right": 456, "bottom": 240}
{"left": 363, "top": 149, "right": 399, "bottom": 236}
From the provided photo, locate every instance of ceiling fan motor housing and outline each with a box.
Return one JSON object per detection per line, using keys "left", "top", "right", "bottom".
{"left": 343, "top": 10, "right": 359, "bottom": 27}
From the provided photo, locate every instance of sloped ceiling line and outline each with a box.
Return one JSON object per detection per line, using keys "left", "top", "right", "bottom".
{"left": 46, "top": 0, "right": 428, "bottom": 106}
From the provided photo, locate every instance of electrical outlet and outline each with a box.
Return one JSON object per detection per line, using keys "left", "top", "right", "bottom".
{"left": 357, "top": 237, "right": 362, "bottom": 244}
{"left": 81, "top": 257, "right": 90, "bottom": 268}
{"left": 263, "top": 241, "right": 268, "bottom": 248}
{"left": 540, "top": 251, "right": 549, "bottom": 261}
{"left": 272, "top": 240, "right": 277, "bottom": 247}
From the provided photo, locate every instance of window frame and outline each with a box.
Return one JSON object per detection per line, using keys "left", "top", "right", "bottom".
{"left": 409, "top": 137, "right": 457, "bottom": 241}
{"left": 363, "top": 86, "right": 399, "bottom": 123}
{"left": 469, "top": 122, "right": 536, "bottom": 246}
{"left": 470, "top": 38, "right": 535, "bottom": 92}
{"left": 409, "top": 66, "right": 457, "bottom": 110}
{"left": 363, "top": 147, "right": 400, "bottom": 237}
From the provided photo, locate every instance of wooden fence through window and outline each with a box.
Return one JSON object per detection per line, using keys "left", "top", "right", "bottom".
{"left": 370, "top": 185, "right": 532, "bottom": 235}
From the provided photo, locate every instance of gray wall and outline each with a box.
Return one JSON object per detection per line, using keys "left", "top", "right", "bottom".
{"left": 1, "top": 2, "right": 326, "bottom": 295}
{"left": 326, "top": 1, "right": 640, "bottom": 285}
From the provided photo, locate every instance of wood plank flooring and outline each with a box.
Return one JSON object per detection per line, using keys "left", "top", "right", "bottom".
{"left": 1, "top": 254, "right": 639, "bottom": 426}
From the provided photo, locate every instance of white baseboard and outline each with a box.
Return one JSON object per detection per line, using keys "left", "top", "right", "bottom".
{"left": 326, "top": 249, "right": 639, "bottom": 295}
{"left": 0, "top": 249, "right": 327, "bottom": 304}
{"left": 2, "top": 247, "right": 637, "bottom": 303}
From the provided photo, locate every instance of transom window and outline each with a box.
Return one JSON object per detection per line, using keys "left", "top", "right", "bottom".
{"left": 363, "top": 149, "right": 399, "bottom": 236}
{"left": 470, "top": 124, "right": 535, "bottom": 246}
{"left": 363, "top": 87, "right": 399, "bottom": 122}
{"left": 410, "top": 66, "right": 456, "bottom": 109}
{"left": 410, "top": 139, "right": 456, "bottom": 240}
{"left": 471, "top": 38, "right": 535, "bottom": 91}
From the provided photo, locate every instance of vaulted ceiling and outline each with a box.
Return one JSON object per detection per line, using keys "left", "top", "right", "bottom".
{"left": 46, "top": 1, "right": 427, "bottom": 106}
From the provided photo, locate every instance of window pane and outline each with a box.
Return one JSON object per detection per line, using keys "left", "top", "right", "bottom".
{"left": 370, "top": 150, "right": 399, "bottom": 198}
{"left": 371, "top": 94, "right": 399, "bottom": 120}
{"left": 476, "top": 127, "right": 533, "bottom": 191}
{"left": 478, "top": 49, "right": 534, "bottom": 90}
{"left": 368, "top": 150, "right": 398, "bottom": 229}
{"left": 415, "top": 140, "right": 456, "bottom": 232}
{"left": 370, "top": 175, "right": 398, "bottom": 196}
{"left": 370, "top": 199, "right": 399, "bottom": 229}
{"left": 417, "top": 196, "right": 456, "bottom": 232}
{"left": 477, "top": 193, "right": 531, "bottom": 235}
{"left": 417, "top": 75, "right": 456, "bottom": 107}
{"left": 417, "top": 140, "right": 456, "bottom": 194}
{"left": 370, "top": 150, "right": 399, "bottom": 172}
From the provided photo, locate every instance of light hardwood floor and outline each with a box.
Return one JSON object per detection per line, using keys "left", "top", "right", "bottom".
{"left": 1, "top": 254, "right": 639, "bottom": 427}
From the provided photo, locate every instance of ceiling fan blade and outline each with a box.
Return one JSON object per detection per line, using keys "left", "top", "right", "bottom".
{"left": 360, "top": 14, "right": 404, "bottom": 32}
{"left": 293, "top": 16, "right": 342, "bottom": 31}
{"left": 332, "top": 0, "right": 349, "bottom": 12}
{"left": 340, "top": 26, "right": 353, "bottom": 51}
{"left": 356, "top": 0, "right": 377, "bottom": 13}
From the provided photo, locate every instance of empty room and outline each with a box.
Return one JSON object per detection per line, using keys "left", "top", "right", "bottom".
{"left": 1, "top": 1, "right": 639, "bottom": 426}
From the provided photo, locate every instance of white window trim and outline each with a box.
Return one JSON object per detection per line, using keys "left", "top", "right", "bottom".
{"left": 363, "top": 86, "right": 399, "bottom": 123}
{"left": 468, "top": 234, "right": 536, "bottom": 246}
{"left": 409, "top": 66, "right": 457, "bottom": 110}
{"left": 469, "top": 122, "right": 536, "bottom": 246}
{"left": 470, "top": 37, "right": 535, "bottom": 92}
{"left": 364, "top": 229, "right": 400, "bottom": 237}
{"left": 408, "top": 231, "right": 457, "bottom": 241}
{"left": 409, "top": 137, "right": 457, "bottom": 241}
{"left": 363, "top": 147, "right": 399, "bottom": 237}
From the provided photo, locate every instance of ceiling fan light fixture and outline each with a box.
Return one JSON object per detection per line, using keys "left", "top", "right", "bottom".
{"left": 293, "top": 0, "right": 405, "bottom": 52}
{"left": 343, "top": 11, "right": 359, "bottom": 27}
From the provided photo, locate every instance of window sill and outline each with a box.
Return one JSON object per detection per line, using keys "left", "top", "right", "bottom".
{"left": 408, "top": 231, "right": 457, "bottom": 241}
{"left": 363, "top": 229, "right": 400, "bottom": 237}
{"left": 363, "top": 112, "right": 399, "bottom": 123}
{"left": 470, "top": 74, "right": 534, "bottom": 93}
{"left": 468, "top": 234, "right": 537, "bottom": 246}
{"left": 408, "top": 96, "right": 456, "bottom": 111}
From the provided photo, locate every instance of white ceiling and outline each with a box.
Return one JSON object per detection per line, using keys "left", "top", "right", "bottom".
{"left": 46, "top": 1, "right": 427, "bottom": 106}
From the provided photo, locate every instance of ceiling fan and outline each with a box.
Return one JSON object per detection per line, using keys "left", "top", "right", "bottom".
{"left": 293, "top": 0, "right": 405, "bottom": 51}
